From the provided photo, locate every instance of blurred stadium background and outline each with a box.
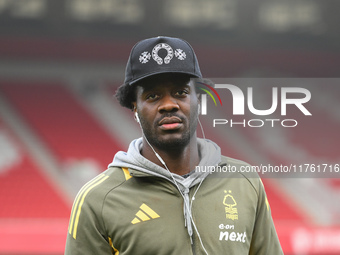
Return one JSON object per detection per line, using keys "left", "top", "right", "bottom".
{"left": 0, "top": 0, "right": 339, "bottom": 254}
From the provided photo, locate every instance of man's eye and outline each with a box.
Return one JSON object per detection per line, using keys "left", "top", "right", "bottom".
{"left": 146, "top": 94, "right": 159, "bottom": 100}
{"left": 175, "top": 90, "right": 189, "bottom": 96}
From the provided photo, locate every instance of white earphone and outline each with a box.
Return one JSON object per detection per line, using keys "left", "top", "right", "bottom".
{"left": 135, "top": 111, "right": 140, "bottom": 123}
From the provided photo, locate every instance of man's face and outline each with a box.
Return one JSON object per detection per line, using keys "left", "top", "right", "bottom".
{"left": 133, "top": 74, "right": 199, "bottom": 151}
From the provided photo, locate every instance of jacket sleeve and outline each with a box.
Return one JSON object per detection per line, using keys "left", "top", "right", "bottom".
{"left": 249, "top": 179, "right": 284, "bottom": 255}
{"left": 65, "top": 187, "right": 113, "bottom": 255}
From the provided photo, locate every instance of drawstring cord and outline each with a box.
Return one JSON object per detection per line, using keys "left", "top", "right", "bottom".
{"left": 183, "top": 178, "right": 206, "bottom": 249}
{"left": 183, "top": 188, "right": 193, "bottom": 243}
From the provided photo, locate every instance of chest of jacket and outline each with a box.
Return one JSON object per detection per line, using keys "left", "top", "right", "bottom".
{"left": 103, "top": 174, "right": 258, "bottom": 254}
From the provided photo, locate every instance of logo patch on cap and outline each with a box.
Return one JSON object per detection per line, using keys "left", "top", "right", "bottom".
{"left": 152, "top": 43, "right": 173, "bottom": 65}
{"left": 175, "top": 49, "right": 186, "bottom": 60}
{"left": 139, "top": 51, "right": 151, "bottom": 64}
{"left": 138, "top": 43, "right": 186, "bottom": 65}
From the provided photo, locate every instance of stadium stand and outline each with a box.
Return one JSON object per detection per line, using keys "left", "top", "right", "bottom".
{"left": 0, "top": 116, "right": 70, "bottom": 254}
{"left": 0, "top": 118, "right": 70, "bottom": 218}
{"left": 0, "top": 81, "right": 124, "bottom": 169}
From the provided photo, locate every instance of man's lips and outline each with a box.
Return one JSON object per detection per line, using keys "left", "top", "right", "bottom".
{"left": 158, "top": 116, "right": 183, "bottom": 130}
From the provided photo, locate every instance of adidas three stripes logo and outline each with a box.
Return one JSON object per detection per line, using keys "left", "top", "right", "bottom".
{"left": 131, "top": 203, "right": 160, "bottom": 224}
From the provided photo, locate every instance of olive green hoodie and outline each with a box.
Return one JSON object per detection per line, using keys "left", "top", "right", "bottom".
{"left": 65, "top": 138, "right": 283, "bottom": 254}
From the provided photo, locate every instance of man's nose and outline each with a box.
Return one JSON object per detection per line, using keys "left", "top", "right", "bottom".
{"left": 158, "top": 95, "right": 179, "bottom": 113}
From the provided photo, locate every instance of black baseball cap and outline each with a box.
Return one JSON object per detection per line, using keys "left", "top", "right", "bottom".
{"left": 124, "top": 36, "right": 202, "bottom": 86}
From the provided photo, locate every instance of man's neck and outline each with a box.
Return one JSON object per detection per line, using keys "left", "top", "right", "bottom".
{"left": 140, "top": 138, "right": 200, "bottom": 176}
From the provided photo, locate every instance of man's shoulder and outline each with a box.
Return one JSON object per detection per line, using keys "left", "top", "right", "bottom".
{"left": 73, "top": 166, "right": 131, "bottom": 206}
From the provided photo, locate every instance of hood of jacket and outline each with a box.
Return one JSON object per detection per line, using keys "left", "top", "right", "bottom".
{"left": 108, "top": 137, "right": 221, "bottom": 191}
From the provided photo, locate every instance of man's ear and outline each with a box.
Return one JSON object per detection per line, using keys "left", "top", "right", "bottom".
{"left": 132, "top": 102, "right": 137, "bottom": 112}
{"left": 132, "top": 102, "right": 140, "bottom": 123}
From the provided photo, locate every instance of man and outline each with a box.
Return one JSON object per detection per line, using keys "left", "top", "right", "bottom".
{"left": 65, "top": 36, "right": 283, "bottom": 254}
